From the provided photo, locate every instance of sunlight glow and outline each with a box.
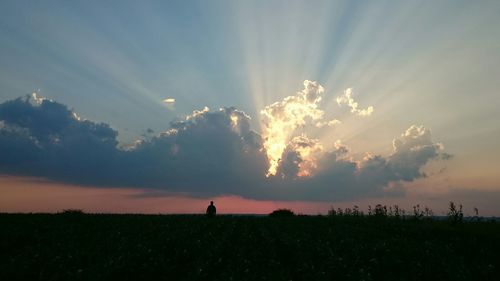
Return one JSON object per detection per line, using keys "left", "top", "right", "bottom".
{"left": 261, "top": 80, "right": 324, "bottom": 176}
{"left": 230, "top": 114, "right": 239, "bottom": 128}
{"left": 260, "top": 80, "right": 376, "bottom": 178}
{"left": 291, "top": 135, "right": 323, "bottom": 177}
{"left": 163, "top": 98, "right": 176, "bottom": 104}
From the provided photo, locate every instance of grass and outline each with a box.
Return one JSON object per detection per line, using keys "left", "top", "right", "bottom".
{"left": 1, "top": 213, "right": 499, "bottom": 280}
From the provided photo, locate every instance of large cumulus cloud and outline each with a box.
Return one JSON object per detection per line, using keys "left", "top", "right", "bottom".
{"left": 0, "top": 94, "right": 120, "bottom": 184}
{"left": 0, "top": 95, "right": 268, "bottom": 194}
{"left": 0, "top": 90, "right": 451, "bottom": 201}
{"left": 121, "top": 106, "right": 269, "bottom": 195}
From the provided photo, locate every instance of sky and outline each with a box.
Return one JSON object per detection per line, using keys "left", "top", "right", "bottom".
{"left": 1, "top": 0, "right": 500, "bottom": 215}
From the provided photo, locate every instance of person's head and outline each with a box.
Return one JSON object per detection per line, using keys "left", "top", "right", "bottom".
{"left": 210, "top": 201, "right": 214, "bottom": 205}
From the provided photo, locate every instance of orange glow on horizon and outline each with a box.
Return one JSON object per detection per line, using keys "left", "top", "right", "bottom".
{"left": 2, "top": 176, "right": 500, "bottom": 216}
{"left": 0, "top": 176, "right": 331, "bottom": 215}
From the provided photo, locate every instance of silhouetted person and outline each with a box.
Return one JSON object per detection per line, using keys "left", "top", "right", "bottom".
{"left": 206, "top": 201, "right": 216, "bottom": 217}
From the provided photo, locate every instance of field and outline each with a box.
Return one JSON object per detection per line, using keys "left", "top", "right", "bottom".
{"left": 1, "top": 213, "right": 500, "bottom": 281}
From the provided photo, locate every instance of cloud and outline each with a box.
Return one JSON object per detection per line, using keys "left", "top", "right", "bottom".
{"left": 0, "top": 96, "right": 270, "bottom": 195}
{"left": 0, "top": 95, "right": 120, "bottom": 185}
{"left": 276, "top": 135, "right": 323, "bottom": 179}
{"left": 315, "top": 119, "right": 341, "bottom": 128}
{"left": 123, "top": 106, "right": 269, "bottom": 194}
{"left": 259, "top": 81, "right": 372, "bottom": 178}
{"left": 163, "top": 98, "right": 175, "bottom": 104}
{"left": 260, "top": 125, "right": 449, "bottom": 202}
{"left": 336, "top": 88, "right": 374, "bottom": 117}
{"left": 388, "top": 125, "right": 451, "bottom": 181}
{"left": 0, "top": 82, "right": 450, "bottom": 202}
{"left": 260, "top": 80, "right": 325, "bottom": 176}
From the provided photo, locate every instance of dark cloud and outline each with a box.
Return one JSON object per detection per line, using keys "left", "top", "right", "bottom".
{"left": 0, "top": 95, "right": 119, "bottom": 184}
{"left": 304, "top": 126, "right": 451, "bottom": 201}
{"left": 0, "top": 95, "right": 451, "bottom": 201}
{"left": 121, "top": 106, "right": 269, "bottom": 195}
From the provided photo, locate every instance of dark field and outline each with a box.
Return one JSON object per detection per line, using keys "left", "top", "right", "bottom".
{"left": 1, "top": 214, "right": 500, "bottom": 281}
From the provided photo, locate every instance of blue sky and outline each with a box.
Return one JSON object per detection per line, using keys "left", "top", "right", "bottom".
{"left": 1, "top": 0, "right": 500, "bottom": 213}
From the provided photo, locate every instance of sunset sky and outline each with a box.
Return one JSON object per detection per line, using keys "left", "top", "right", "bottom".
{"left": 1, "top": 0, "right": 499, "bottom": 215}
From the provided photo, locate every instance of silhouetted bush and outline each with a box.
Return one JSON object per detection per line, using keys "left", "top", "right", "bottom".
{"left": 327, "top": 207, "right": 343, "bottom": 216}
{"left": 447, "top": 201, "right": 463, "bottom": 223}
{"left": 374, "top": 204, "right": 387, "bottom": 217}
{"left": 328, "top": 205, "right": 363, "bottom": 217}
{"left": 60, "top": 209, "right": 85, "bottom": 215}
{"left": 393, "top": 205, "right": 401, "bottom": 218}
{"left": 328, "top": 204, "right": 438, "bottom": 220}
{"left": 473, "top": 207, "right": 482, "bottom": 222}
{"left": 269, "top": 209, "right": 295, "bottom": 217}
